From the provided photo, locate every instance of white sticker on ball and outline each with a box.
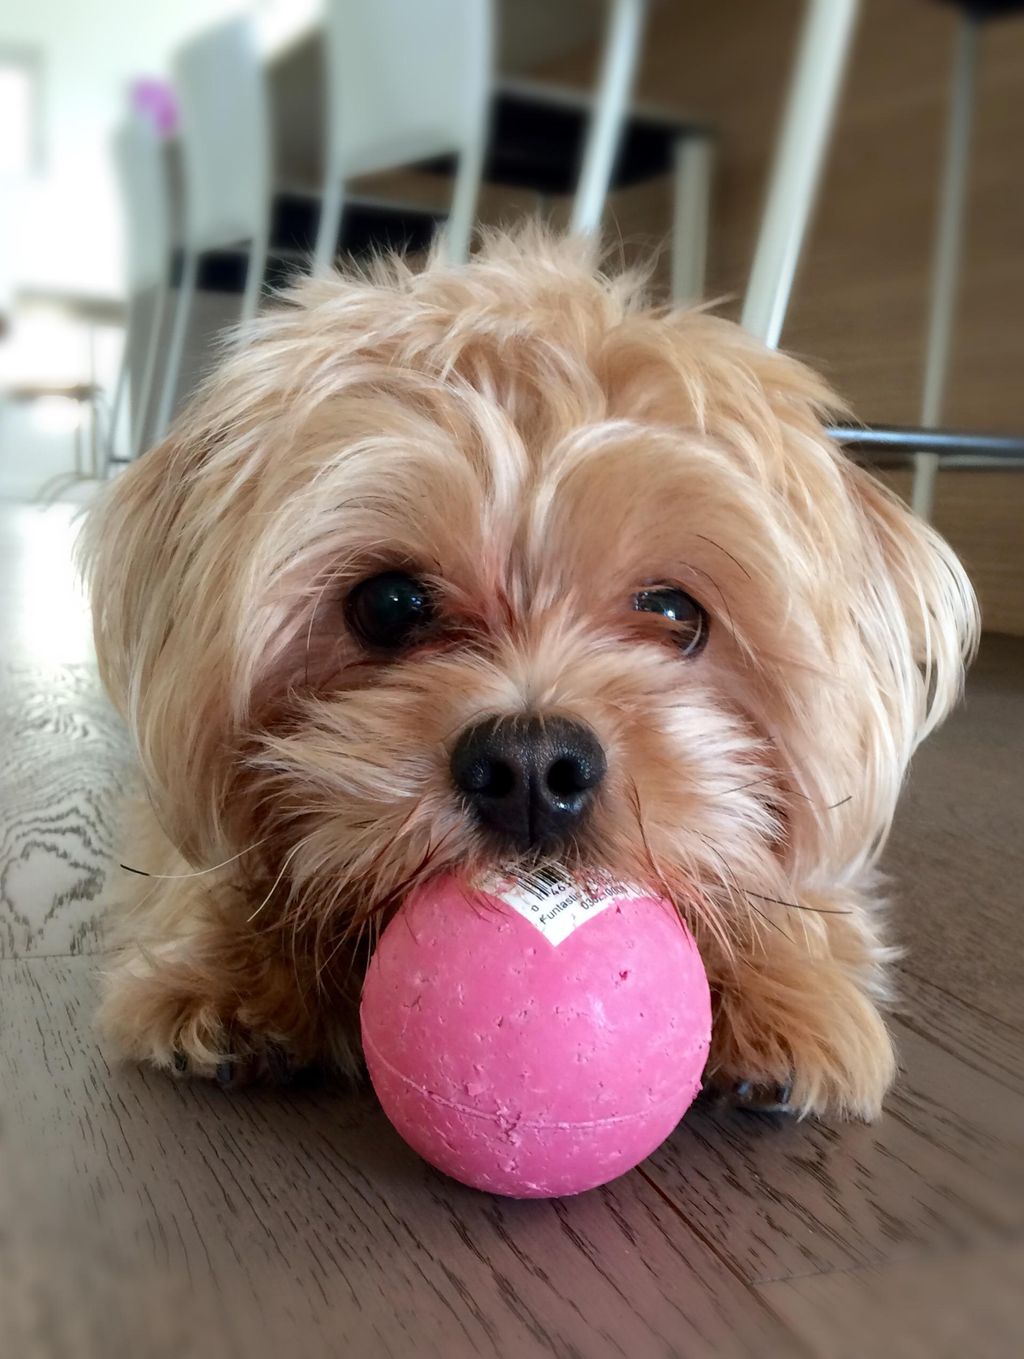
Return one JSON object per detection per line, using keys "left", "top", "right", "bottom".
{"left": 480, "top": 867, "right": 646, "bottom": 946}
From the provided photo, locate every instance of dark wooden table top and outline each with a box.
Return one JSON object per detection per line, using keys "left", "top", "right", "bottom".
{"left": 2, "top": 501, "right": 1021, "bottom": 1359}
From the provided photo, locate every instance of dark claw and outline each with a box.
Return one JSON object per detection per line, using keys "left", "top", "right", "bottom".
{"left": 173, "top": 1040, "right": 303, "bottom": 1088}
{"left": 264, "top": 1042, "right": 295, "bottom": 1085}
{"left": 731, "top": 1076, "right": 794, "bottom": 1115}
{"left": 215, "top": 1059, "right": 237, "bottom": 1087}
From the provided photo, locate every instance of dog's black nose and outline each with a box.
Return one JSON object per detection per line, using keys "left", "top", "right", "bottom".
{"left": 450, "top": 715, "right": 606, "bottom": 852}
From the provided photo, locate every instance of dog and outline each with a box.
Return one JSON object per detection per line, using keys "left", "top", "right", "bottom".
{"left": 84, "top": 227, "right": 977, "bottom": 1118}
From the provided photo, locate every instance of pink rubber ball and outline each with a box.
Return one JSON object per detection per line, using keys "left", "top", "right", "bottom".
{"left": 360, "top": 872, "right": 711, "bottom": 1198}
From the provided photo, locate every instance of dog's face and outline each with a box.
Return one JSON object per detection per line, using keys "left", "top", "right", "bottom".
{"left": 87, "top": 232, "right": 976, "bottom": 951}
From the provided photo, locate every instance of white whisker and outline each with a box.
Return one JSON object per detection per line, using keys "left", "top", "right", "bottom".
{"left": 247, "top": 839, "right": 308, "bottom": 923}
{"left": 121, "top": 838, "right": 269, "bottom": 881}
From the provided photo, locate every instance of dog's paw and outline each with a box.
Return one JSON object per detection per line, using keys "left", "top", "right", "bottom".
{"left": 709, "top": 968, "right": 897, "bottom": 1121}
{"left": 97, "top": 946, "right": 326, "bottom": 1088}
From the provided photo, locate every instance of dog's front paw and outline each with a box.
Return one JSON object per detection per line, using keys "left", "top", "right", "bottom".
{"left": 97, "top": 943, "right": 341, "bottom": 1087}
{"left": 709, "top": 968, "right": 897, "bottom": 1121}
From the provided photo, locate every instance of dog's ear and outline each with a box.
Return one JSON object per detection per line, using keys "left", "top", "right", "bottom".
{"left": 843, "top": 460, "right": 979, "bottom": 746}
{"left": 81, "top": 288, "right": 309, "bottom": 860}
{"left": 789, "top": 446, "right": 978, "bottom": 876}
{"left": 81, "top": 424, "right": 238, "bottom": 862}
{"left": 809, "top": 457, "right": 978, "bottom": 873}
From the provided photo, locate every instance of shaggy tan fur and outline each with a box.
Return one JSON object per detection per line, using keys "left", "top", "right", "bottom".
{"left": 84, "top": 228, "right": 977, "bottom": 1118}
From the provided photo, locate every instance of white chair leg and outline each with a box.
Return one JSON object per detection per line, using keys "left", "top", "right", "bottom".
{"left": 93, "top": 392, "right": 110, "bottom": 481}
{"left": 73, "top": 406, "right": 84, "bottom": 480}
{"left": 671, "top": 134, "right": 714, "bottom": 305}
{"left": 570, "top": 0, "right": 649, "bottom": 237}
{"left": 132, "top": 285, "right": 167, "bottom": 459}
{"left": 106, "top": 327, "right": 129, "bottom": 466}
{"left": 445, "top": 139, "right": 485, "bottom": 264}
{"left": 314, "top": 179, "right": 346, "bottom": 274}
{"left": 913, "top": 14, "right": 979, "bottom": 522}
{"left": 741, "top": 0, "right": 859, "bottom": 347}
{"left": 241, "top": 233, "right": 270, "bottom": 323}
{"left": 155, "top": 251, "right": 198, "bottom": 441}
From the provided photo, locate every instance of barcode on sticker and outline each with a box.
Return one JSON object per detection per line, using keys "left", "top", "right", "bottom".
{"left": 480, "top": 866, "right": 644, "bottom": 946}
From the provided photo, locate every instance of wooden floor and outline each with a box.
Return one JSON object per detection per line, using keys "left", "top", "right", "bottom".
{"left": 2, "top": 501, "right": 1022, "bottom": 1359}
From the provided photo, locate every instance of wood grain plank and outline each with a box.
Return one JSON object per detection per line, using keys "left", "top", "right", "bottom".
{"left": 2, "top": 955, "right": 794, "bottom": 1359}
{"left": 642, "top": 1018, "right": 1024, "bottom": 1288}
{"left": 756, "top": 1243, "right": 1024, "bottom": 1359}
{"left": 892, "top": 968, "right": 1024, "bottom": 1098}
{"left": 0, "top": 662, "right": 129, "bottom": 960}
{"left": 0, "top": 505, "right": 132, "bottom": 961}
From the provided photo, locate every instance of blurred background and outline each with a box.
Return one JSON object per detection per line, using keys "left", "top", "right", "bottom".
{"left": 1, "top": 7, "right": 1022, "bottom": 1357}
{"left": 1, "top": 0, "right": 1022, "bottom": 635}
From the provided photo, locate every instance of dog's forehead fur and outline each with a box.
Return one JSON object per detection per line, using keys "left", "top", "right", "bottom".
{"left": 222, "top": 231, "right": 848, "bottom": 629}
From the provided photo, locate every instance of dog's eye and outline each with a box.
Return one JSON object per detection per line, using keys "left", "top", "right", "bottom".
{"left": 347, "top": 571, "right": 437, "bottom": 650}
{"left": 633, "top": 586, "right": 708, "bottom": 656}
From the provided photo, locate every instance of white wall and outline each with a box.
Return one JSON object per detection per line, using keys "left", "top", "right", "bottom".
{"left": 2, "top": 0, "right": 250, "bottom": 300}
{"left": 0, "top": 1, "right": 319, "bottom": 498}
{"left": 1, "top": 0, "right": 324, "bottom": 299}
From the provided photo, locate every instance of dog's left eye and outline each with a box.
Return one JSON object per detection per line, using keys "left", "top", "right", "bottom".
{"left": 347, "top": 571, "right": 437, "bottom": 650}
{"left": 633, "top": 585, "right": 708, "bottom": 656}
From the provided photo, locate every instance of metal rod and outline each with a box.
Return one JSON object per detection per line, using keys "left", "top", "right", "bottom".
{"left": 913, "top": 14, "right": 980, "bottom": 520}
{"left": 828, "top": 423, "right": 1024, "bottom": 461}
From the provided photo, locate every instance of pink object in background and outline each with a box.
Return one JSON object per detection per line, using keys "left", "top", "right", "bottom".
{"left": 360, "top": 873, "right": 711, "bottom": 1199}
{"left": 130, "top": 79, "right": 178, "bottom": 138}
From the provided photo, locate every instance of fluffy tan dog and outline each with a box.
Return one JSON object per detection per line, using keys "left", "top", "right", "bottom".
{"left": 85, "top": 228, "right": 977, "bottom": 1118}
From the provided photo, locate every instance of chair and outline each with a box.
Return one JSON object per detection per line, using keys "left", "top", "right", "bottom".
{"left": 569, "top": 0, "right": 649, "bottom": 237}
{"left": 156, "top": 12, "right": 455, "bottom": 441}
{"left": 314, "top": 0, "right": 494, "bottom": 270}
{"left": 739, "top": 0, "right": 1024, "bottom": 510}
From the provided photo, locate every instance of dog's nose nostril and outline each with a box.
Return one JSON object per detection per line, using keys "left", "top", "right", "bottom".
{"left": 450, "top": 716, "right": 606, "bottom": 852}
{"left": 466, "top": 756, "right": 515, "bottom": 799}
{"left": 545, "top": 755, "right": 596, "bottom": 800}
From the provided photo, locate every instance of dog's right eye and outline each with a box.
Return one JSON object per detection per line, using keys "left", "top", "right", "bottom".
{"left": 346, "top": 571, "right": 437, "bottom": 650}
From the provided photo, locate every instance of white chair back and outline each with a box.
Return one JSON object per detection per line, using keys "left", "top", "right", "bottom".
{"left": 112, "top": 113, "right": 171, "bottom": 291}
{"left": 173, "top": 14, "right": 270, "bottom": 251}
{"left": 316, "top": 0, "right": 492, "bottom": 267}
{"left": 323, "top": 0, "right": 491, "bottom": 176}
